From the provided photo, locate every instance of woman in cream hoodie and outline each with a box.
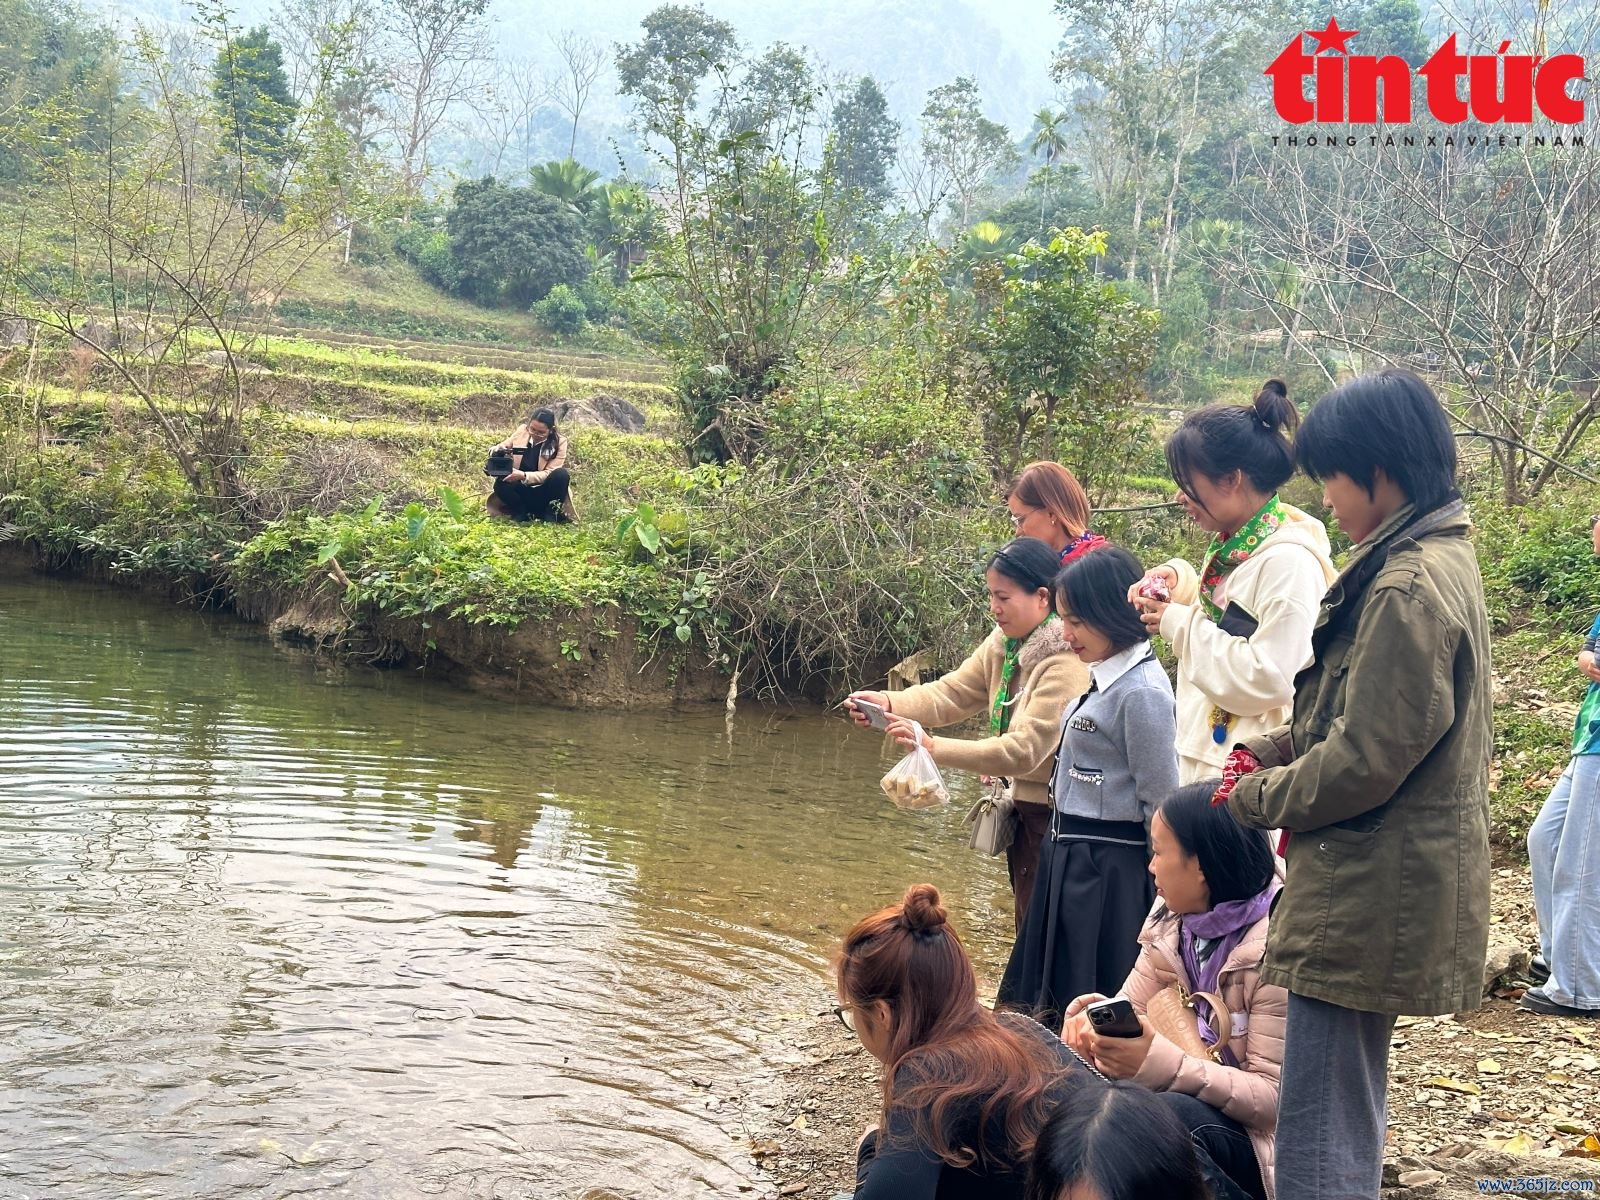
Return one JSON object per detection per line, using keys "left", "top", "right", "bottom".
{"left": 1131, "top": 382, "right": 1336, "bottom": 783}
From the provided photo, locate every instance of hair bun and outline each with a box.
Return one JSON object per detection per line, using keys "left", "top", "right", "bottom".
{"left": 1252, "top": 378, "right": 1298, "bottom": 435}
{"left": 900, "top": 884, "right": 948, "bottom": 934}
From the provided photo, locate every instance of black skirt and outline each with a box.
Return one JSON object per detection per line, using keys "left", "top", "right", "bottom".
{"left": 997, "top": 820, "right": 1153, "bottom": 1033}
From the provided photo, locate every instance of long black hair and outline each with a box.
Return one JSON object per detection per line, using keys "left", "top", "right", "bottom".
{"left": 1052, "top": 544, "right": 1148, "bottom": 652}
{"left": 1159, "top": 781, "right": 1275, "bottom": 906}
{"left": 988, "top": 537, "right": 1063, "bottom": 596}
{"left": 525, "top": 407, "right": 562, "bottom": 459}
{"left": 1025, "top": 1080, "right": 1209, "bottom": 1200}
{"left": 1165, "top": 379, "right": 1298, "bottom": 511}
{"left": 1295, "top": 370, "right": 1459, "bottom": 512}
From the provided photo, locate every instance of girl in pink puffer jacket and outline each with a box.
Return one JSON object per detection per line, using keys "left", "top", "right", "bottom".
{"left": 1062, "top": 780, "right": 1285, "bottom": 1200}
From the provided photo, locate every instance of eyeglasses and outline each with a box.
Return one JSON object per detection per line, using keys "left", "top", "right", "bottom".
{"left": 1007, "top": 506, "right": 1034, "bottom": 528}
{"left": 831, "top": 1004, "right": 857, "bottom": 1033}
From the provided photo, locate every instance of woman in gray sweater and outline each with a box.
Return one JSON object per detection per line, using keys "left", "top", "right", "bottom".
{"left": 999, "top": 545, "right": 1179, "bottom": 1031}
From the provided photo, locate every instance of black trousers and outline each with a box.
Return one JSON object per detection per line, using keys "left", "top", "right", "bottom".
{"left": 493, "top": 468, "right": 570, "bottom": 521}
{"left": 1159, "top": 1091, "right": 1267, "bottom": 1200}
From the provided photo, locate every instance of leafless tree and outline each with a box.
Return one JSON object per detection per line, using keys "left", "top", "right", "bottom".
{"left": 1054, "top": 0, "right": 1260, "bottom": 297}
{"left": 471, "top": 55, "right": 546, "bottom": 176}
{"left": 383, "top": 0, "right": 492, "bottom": 195}
{"left": 548, "top": 29, "right": 605, "bottom": 160}
{"left": 1233, "top": 1, "right": 1600, "bottom": 504}
{"left": 0, "top": 24, "right": 346, "bottom": 509}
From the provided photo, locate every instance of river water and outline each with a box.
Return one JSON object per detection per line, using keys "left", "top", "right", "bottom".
{"left": 0, "top": 578, "right": 1015, "bottom": 1199}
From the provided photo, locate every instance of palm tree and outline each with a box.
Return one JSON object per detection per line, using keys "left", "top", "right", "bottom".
{"left": 955, "top": 221, "right": 1021, "bottom": 275}
{"left": 528, "top": 158, "right": 601, "bottom": 211}
{"left": 1029, "top": 108, "right": 1070, "bottom": 229}
{"left": 588, "top": 183, "right": 655, "bottom": 281}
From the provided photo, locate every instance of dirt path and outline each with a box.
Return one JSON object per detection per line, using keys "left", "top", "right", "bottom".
{"left": 728, "top": 864, "right": 1600, "bottom": 1199}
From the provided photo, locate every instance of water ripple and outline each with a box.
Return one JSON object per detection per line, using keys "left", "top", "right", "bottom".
{"left": 0, "top": 578, "right": 1012, "bottom": 1198}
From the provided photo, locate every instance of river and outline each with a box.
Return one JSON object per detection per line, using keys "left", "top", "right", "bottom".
{"left": 0, "top": 577, "right": 1015, "bottom": 1199}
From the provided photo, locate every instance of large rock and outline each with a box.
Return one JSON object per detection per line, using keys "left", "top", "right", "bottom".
{"left": 1482, "top": 941, "right": 1531, "bottom": 994}
{"left": 0, "top": 318, "right": 31, "bottom": 347}
{"left": 551, "top": 394, "right": 647, "bottom": 434}
{"left": 75, "top": 317, "right": 120, "bottom": 350}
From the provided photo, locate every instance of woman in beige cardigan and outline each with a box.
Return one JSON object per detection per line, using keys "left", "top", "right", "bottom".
{"left": 848, "top": 537, "right": 1089, "bottom": 929}
{"left": 486, "top": 407, "right": 576, "bottom": 523}
{"left": 1063, "top": 780, "right": 1284, "bottom": 1200}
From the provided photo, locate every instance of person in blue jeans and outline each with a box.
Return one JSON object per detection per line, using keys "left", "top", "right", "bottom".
{"left": 1523, "top": 512, "right": 1600, "bottom": 1019}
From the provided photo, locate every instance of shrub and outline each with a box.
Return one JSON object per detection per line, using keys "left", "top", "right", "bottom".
{"left": 532, "top": 284, "right": 588, "bottom": 335}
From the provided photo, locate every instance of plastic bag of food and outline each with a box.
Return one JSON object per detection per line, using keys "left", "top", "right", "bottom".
{"left": 880, "top": 722, "right": 950, "bottom": 810}
{"left": 1138, "top": 573, "right": 1171, "bottom": 602}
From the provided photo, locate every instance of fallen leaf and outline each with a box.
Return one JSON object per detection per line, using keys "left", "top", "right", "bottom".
{"left": 1553, "top": 1121, "right": 1590, "bottom": 1136}
{"left": 1424, "top": 1076, "right": 1482, "bottom": 1096}
{"left": 1478, "top": 1057, "right": 1502, "bottom": 1074}
{"left": 777, "top": 1185, "right": 808, "bottom": 1197}
{"left": 787, "top": 1114, "right": 808, "bottom": 1131}
{"left": 1563, "top": 1135, "right": 1600, "bottom": 1160}
{"left": 1485, "top": 1132, "right": 1536, "bottom": 1154}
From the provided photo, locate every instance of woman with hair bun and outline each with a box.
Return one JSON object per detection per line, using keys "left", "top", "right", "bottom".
{"left": 1006, "top": 462, "right": 1107, "bottom": 565}
{"left": 1129, "top": 381, "right": 1336, "bottom": 783}
{"left": 835, "top": 884, "right": 1091, "bottom": 1200}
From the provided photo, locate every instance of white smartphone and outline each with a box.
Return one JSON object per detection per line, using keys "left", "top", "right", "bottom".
{"left": 851, "top": 698, "right": 891, "bottom": 732}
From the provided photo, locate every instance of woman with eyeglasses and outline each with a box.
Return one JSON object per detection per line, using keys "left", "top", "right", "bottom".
{"left": 1005, "top": 463, "right": 1106, "bottom": 565}
{"left": 847, "top": 539, "right": 1089, "bottom": 930}
{"left": 1128, "top": 381, "right": 1335, "bottom": 784}
{"left": 486, "top": 407, "right": 576, "bottom": 523}
{"left": 834, "top": 883, "right": 1093, "bottom": 1200}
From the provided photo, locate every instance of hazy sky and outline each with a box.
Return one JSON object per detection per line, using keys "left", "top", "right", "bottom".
{"left": 93, "top": 0, "right": 1067, "bottom": 131}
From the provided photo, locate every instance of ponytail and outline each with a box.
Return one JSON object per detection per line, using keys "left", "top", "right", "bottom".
{"left": 1165, "top": 379, "right": 1298, "bottom": 503}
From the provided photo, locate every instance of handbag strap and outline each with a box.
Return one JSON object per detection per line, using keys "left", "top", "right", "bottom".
{"left": 1188, "top": 987, "right": 1232, "bottom": 1056}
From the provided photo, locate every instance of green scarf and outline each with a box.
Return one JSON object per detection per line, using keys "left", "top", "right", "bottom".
{"left": 1198, "top": 496, "right": 1289, "bottom": 622}
{"left": 991, "top": 615, "right": 1056, "bottom": 736}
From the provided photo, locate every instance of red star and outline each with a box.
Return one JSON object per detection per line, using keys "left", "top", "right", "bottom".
{"left": 1306, "top": 16, "right": 1359, "bottom": 55}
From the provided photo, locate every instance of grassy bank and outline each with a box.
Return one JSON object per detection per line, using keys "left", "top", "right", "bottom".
{"left": 2, "top": 332, "right": 1596, "bottom": 843}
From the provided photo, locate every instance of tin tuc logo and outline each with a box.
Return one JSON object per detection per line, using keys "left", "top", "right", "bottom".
{"left": 1266, "top": 18, "right": 1586, "bottom": 125}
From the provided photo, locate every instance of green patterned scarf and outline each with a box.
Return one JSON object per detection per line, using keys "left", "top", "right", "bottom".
{"left": 990, "top": 615, "right": 1056, "bottom": 736}
{"left": 1198, "top": 496, "right": 1289, "bottom": 622}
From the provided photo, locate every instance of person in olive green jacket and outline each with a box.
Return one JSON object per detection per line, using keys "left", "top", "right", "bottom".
{"left": 1216, "top": 371, "right": 1493, "bottom": 1200}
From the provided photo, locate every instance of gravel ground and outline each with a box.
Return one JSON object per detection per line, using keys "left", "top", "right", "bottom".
{"left": 726, "top": 862, "right": 1600, "bottom": 1200}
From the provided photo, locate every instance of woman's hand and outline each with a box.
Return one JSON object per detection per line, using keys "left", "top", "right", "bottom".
{"left": 845, "top": 690, "right": 890, "bottom": 729}
{"left": 1060, "top": 993, "right": 1107, "bottom": 1059}
{"left": 1137, "top": 598, "right": 1169, "bottom": 632}
{"left": 884, "top": 714, "right": 933, "bottom": 756}
{"left": 1581, "top": 650, "right": 1600, "bottom": 684}
{"left": 505, "top": 469, "right": 525, "bottom": 483}
{"left": 1084, "top": 1015, "right": 1155, "bottom": 1079}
